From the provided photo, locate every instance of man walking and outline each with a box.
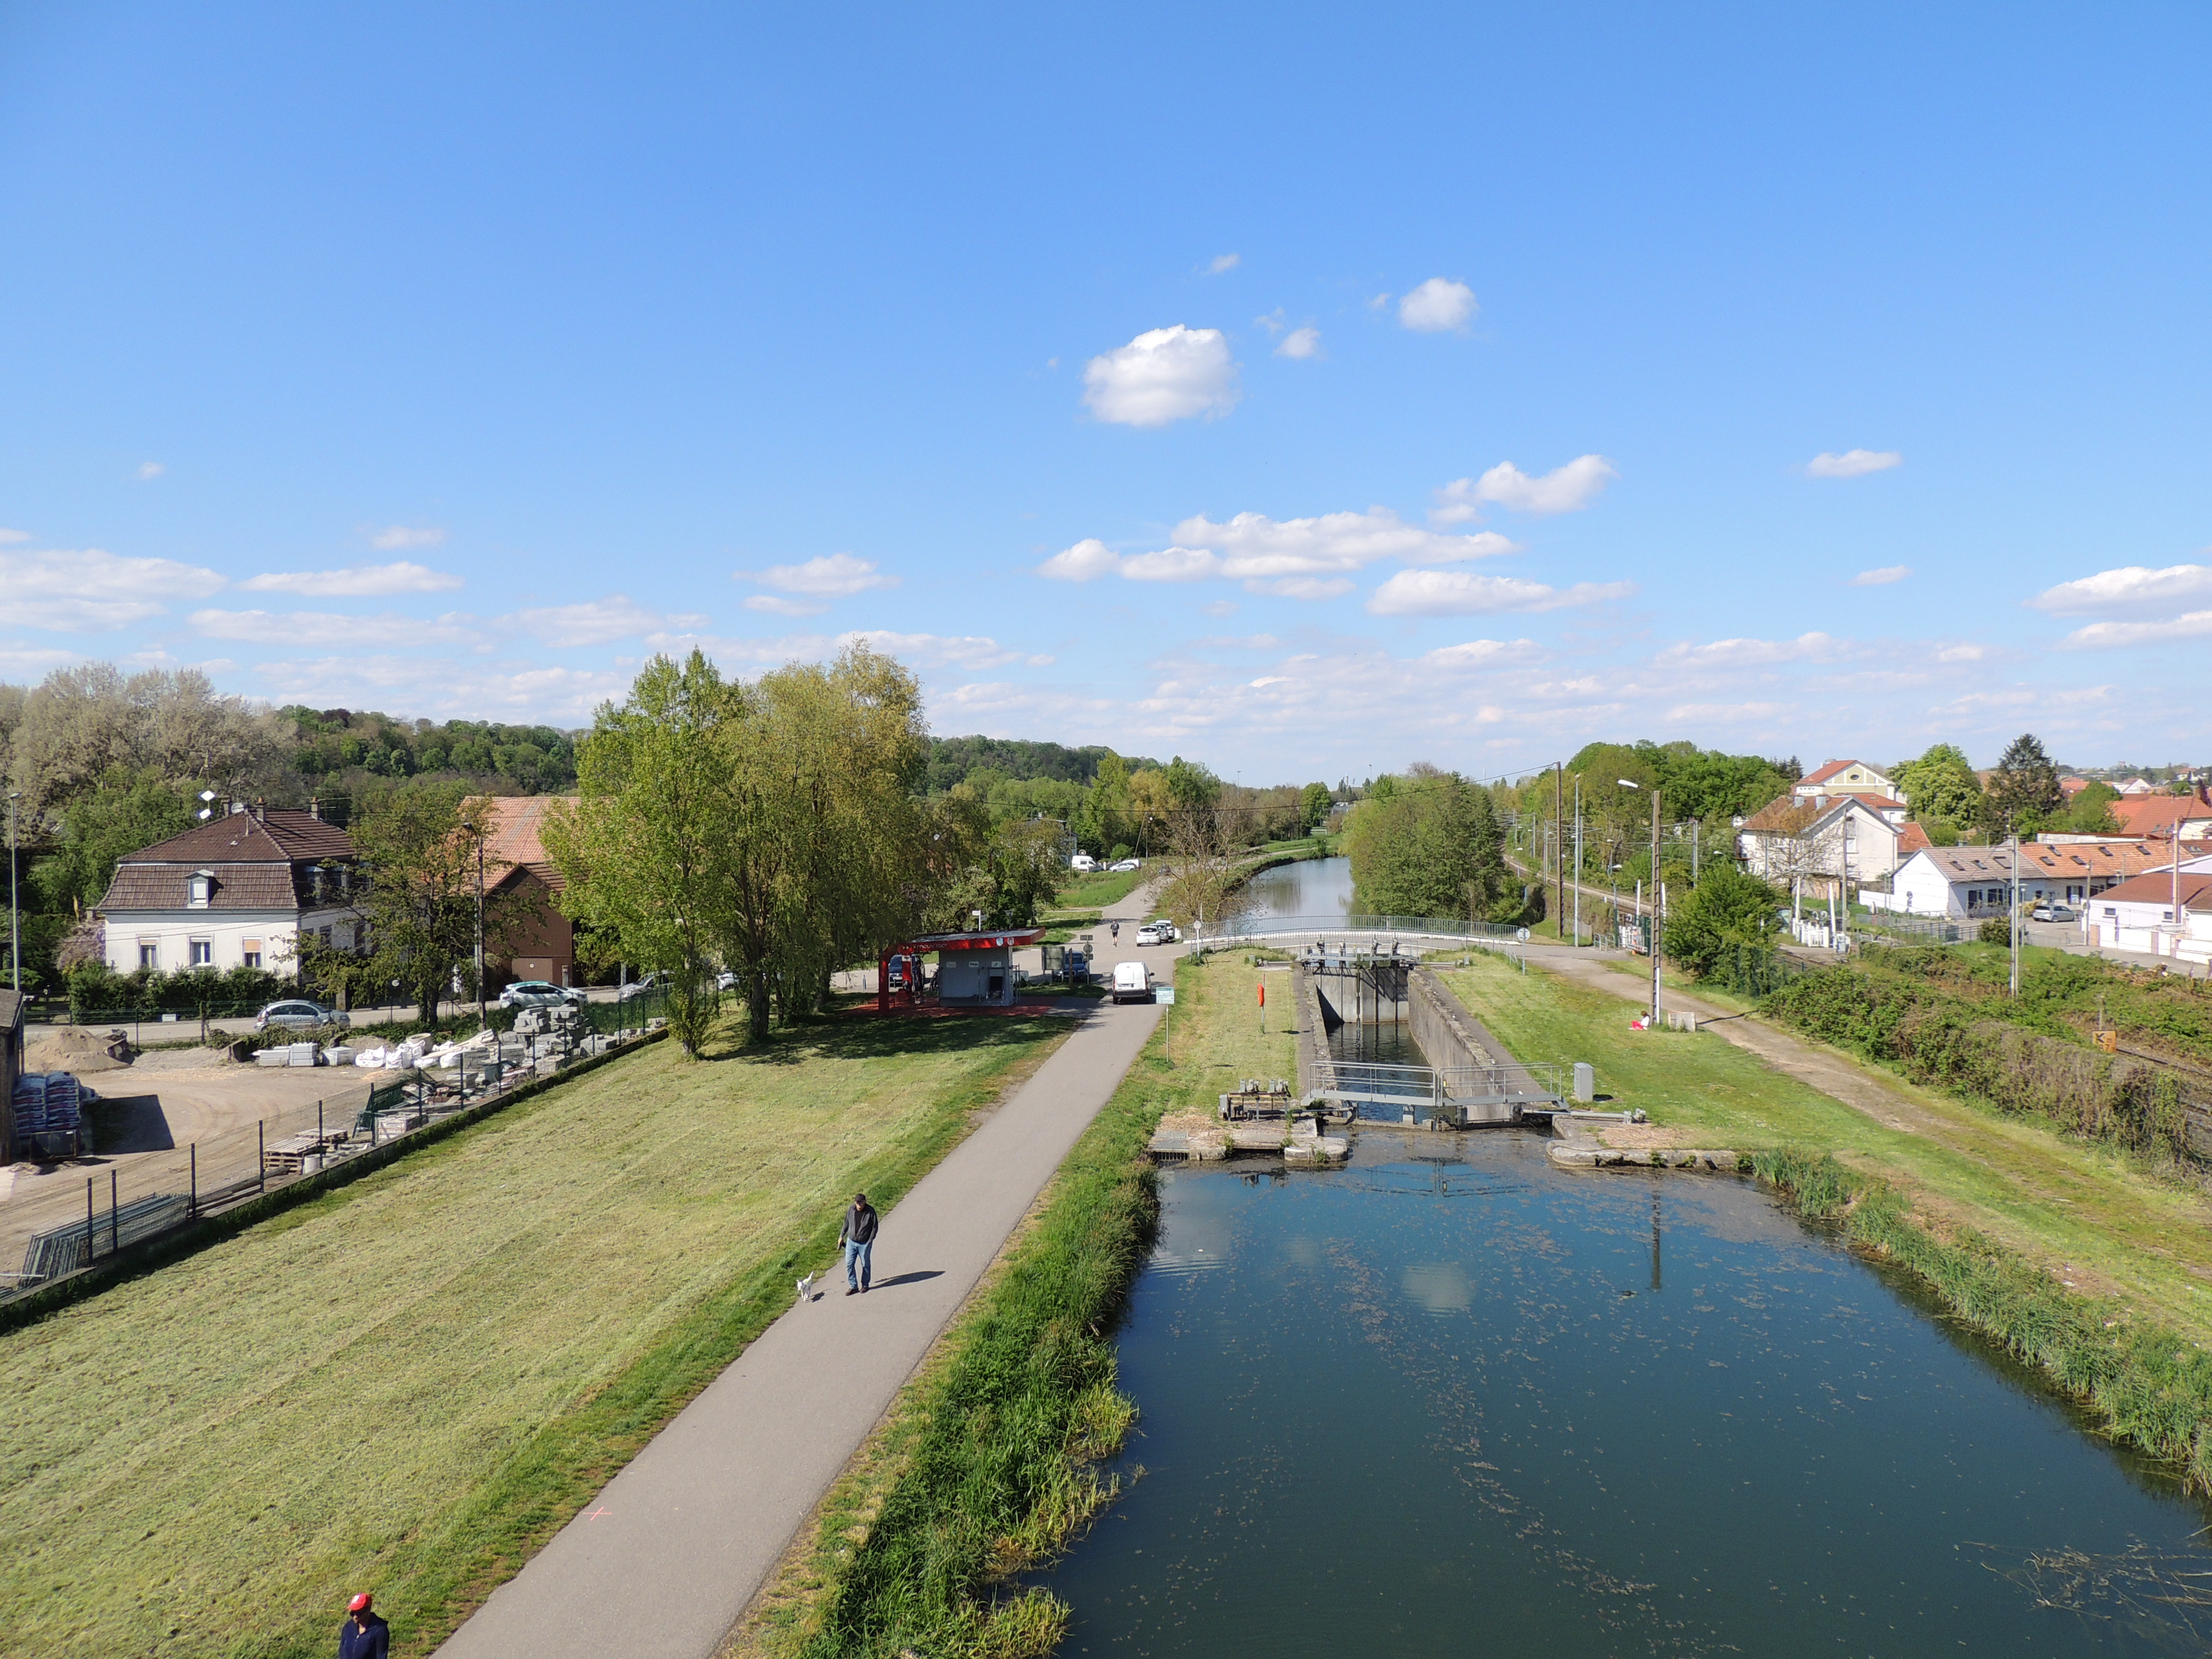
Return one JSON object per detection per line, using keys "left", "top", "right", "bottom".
{"left": 840, "top": 1191, "right": 878, "bottom": 1295}
{"left": 338, "top": 1592, "right": 389, "bottom": 1659}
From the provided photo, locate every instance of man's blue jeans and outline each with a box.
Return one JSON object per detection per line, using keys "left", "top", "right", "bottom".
{"left": 844, "top": 1238, "right": 873, "bottom": 1291}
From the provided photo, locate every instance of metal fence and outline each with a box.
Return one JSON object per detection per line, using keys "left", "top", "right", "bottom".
{"left": 41, "top": 986, "right": 670, "bottom": 1054}
{"left": 1207, "top": 912, "right": 1529, "bottom": 944}
{"left": 1703, "top": 943, "right": 1825, "bottom": 999}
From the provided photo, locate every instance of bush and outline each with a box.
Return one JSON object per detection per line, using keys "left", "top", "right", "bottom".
{"left": 1666, "top": 865, "right": 1783, "bottom": 978}
{"left": 1979, "top": 916, "right": 2012, "bottom": 947}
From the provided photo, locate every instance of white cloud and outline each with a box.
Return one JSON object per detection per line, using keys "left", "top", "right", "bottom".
{"left": 2053, "top": 613, "right": 2212, "bottom": 649}
{"left": 1206, "top": 253, "right": 1240, "bottom": 275}
{"left": 1432, "top": 456, "right": 1617, "bottom": 521}
{"left": 1398, "top": 278, "right": 1477, "bottom": 333}
{"left": 190, "top": 608, "right": 482, "bottom": 649}
{"left": 136, "top": 461, "right": 164, "bottom": 480}
{"left": 1666, "top": 700, "right": 1794, "bottom": 724}
{"left": 743, "top": 594, "right": 829, "bottom": 617}
{"left": 0, "top": 547, "right": 226, "bottom": 630}
{"left": 841, "top": 630, "right": 1046, "bottom": 670}
{"left": 1036, "top": 539, "right": 1122, "bottom": 582}
{"left": 749, "top": 552, "right": 900, "bottom": 598}
{"left": 0, "top": 528, "right": 28, "bottom": 544}
{"left": 504, "top": 595, "right": 709, "bottom": 647}
{"left": 241, "top": 561, "right": 464, "bottom": 597}
{"left": 1276, "top": 326, "right": 1322, "bottom": 360}
{"left": 1423, "top": 638, "right": 1547, "bottom": 670}
{"left": 2027, "top": 562, "right": 2212, "bottom": 618}
{"left": 1805, "top": 449, "right": 1902, "bottom": 479}
{"left": 1082, "top": 326, "right": 1239, "bottom": 427}
{"left": 1037, "top": 510, "right": 1518, "bottom": 589}
{"left": 1851, "top": 565, "right": 1911, "bottom": 586}
{"left": 368, "top": 525, "right": 447, "bottom": 551}
{"left": 1244, "top": 577, "right": 1355, "bottom": 600}
{"left": 1653, "top": 632, "right": 1852, "bottom": 669}
{"left": 1367, "top": 571, "right": 1635, "bottom": 616}
{"left": 0, "top": 640, "right": 82, "bottom": 676}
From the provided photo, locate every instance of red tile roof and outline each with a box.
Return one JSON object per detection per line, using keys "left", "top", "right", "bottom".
{"left": 2110, "top": 793, "right": 2212, "bottom": 838}
{"left": 469, "top": 795, "right": 575, "bottom": 892}
{"left": 1797, "top": 759, "right": 1868, "bottom": 787}
{"left": 97, "top": 808, "right": 358, "bottom": 914}
{"left": 2093, "top": 871, "right": 2212, "bottom": 911}
{"left": 1896, "top": 823, "right": 1932, "bottom": 856}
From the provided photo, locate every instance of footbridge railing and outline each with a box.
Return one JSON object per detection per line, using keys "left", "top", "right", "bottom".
{"left": 1200, "top": 913, "right": 1528, "bottom": 946}
{"left": 1323, "top": 1059, "right": 1564, "bottom": 1124}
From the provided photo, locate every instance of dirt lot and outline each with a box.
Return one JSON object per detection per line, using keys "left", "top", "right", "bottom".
{"left": 2, "top": 1057, "right": 372, "bottom": 1275}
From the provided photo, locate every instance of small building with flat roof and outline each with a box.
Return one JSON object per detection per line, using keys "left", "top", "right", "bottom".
{"left": 878, "top": 928, "right": 1046, "bottom": 1010}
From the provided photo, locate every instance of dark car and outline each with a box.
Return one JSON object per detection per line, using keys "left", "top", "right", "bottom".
{"left": 255, "top": 999, "right": 349, "bottom": 1033}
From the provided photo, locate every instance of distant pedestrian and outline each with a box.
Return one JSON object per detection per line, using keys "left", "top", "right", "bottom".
{"left": 840, "top": 1191, "right": 878, "bottom": 1294}
{"left": 339, "top": 1592, "right": 389, "bottom": 1659}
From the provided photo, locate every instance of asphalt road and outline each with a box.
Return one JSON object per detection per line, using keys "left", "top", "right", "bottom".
{"left": 434, "top": 883, "right": 1175, "bottom": 1659}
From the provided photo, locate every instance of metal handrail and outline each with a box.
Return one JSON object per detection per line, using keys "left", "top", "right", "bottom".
{"left": 1204, "top": 912, "right": 1527, "bottom": 942}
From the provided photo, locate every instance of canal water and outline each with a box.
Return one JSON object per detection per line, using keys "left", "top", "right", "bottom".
{"left": 1034, "top": 1135, "right": 2212, "bottom": 1656}
{"left": 1239, "top": 854, "right": 1354, "bottom": 923}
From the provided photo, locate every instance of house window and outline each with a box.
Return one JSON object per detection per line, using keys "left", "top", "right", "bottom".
{"left": 189, "top": 939, "right": 214, "bottom": 968}
{"left": 138, "top": 941, "right": 158, "bottom": 970}
{"left": 242, "top": 939, "right": 263, "bottom": 970}
{"left": 188, "top": 872, "right": 213, "bottom": 909}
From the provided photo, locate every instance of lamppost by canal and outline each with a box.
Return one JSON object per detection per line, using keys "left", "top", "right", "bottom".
{"left": 8, "top": 790, "right": 21, "bottom": 994}
{"left": 1618, "top": 779, "right": 1662, "bottom": 1028}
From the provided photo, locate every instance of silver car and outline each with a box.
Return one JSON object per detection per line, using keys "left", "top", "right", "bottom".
{"left": 255, "top": 999, "right": 350, "bottom": 1032}
{"left": 499, "top": 980, "right": 587, "bottom": 1009}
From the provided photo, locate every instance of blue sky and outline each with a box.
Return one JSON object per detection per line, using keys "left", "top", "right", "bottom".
{"left": 3, "top": 2, "right": 2208, "bottom": 782}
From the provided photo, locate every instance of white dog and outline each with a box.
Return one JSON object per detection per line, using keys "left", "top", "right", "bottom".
{"left": 796, "top": 1272, "right": 817, "bottom": 1304}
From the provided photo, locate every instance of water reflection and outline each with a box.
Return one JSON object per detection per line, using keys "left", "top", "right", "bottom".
{"left": 1038, "top": 1133, "right": 2212, "bottom": 1657}
{"left": 1239, "top": 854, "right": 1353, "bottom": 921}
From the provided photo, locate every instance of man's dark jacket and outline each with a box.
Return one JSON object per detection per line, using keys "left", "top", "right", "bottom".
{"left": 339, "top": 1613, "right": 390, "bottom": 1659}
{"left": 841, "top": 1201, "right": 878, "bottom": 1245}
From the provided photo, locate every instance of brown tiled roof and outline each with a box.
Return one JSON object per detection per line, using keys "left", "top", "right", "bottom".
{"left": 1896, "top": 823, "right": 1932, "bottom": 856}
{"left": 128, "top": 808, "right": 356, "bottom": 865}
{"left": 1739, "top": 794, "right": 1824, "bottom": 834}
{"left": 1798, "top": 759, "right": 1887, "bottom": 788}
{"left": 468, "top": 795, "right": 575, "bottom": 893}
{"left": 97, "top": 807, "right": 357, "bottom": 914}
{"left": 100, "top": 861, "right": 319, "bottom": 912}
{"left": 2018, "top": 838, "right": 2208, "bottom": 882}
{"left": 2093, "top": 871, "right": 2212, "bottom": 911}
{"left": 2111, "top": 793, "right": 2212, "bottom": 838}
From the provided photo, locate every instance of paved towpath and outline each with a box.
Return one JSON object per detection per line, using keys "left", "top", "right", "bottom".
{"left": 436, "top": 883, "right": 1175, "bottom": 1659}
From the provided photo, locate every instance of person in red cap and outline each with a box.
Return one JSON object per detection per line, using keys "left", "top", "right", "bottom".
{"left": 339, "top": 1591, "right": 389, "bottom": 1659}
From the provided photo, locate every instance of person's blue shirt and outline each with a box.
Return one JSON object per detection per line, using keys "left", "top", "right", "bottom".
{"left": 339, "top": 1612, "right": 390, "bottom": 1659}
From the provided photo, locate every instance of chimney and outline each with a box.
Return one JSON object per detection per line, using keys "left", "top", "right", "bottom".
{"left": 309, "top": 796, "right": 321, "bottom": 821}
{"left": 252, "top": 798, "right": 265, "bottom": 822}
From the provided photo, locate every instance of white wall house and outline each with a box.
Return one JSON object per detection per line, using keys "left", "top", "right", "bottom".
{"left": 2084, "top": 871, "right": 2212, "bottom": 962}
{"left": 98, "top": 805, "right": 361, "bottom": 979}
{"left": 1738, "top": 792, "right": 1921, "bottom": 890}
{"left": 1881, "top": 847, "right": 2029, "bottom": 918}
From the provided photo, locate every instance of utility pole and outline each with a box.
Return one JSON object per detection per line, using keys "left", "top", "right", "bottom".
{"left": 1554, "top": 762, "right": 1564, "bottom": 941}
{"left": 7, "top": 791, "right": 19, "bottom": 994}
{"left": 2008, "top": 831, "right": 2020, "bottom": 998}
{"left": 1573, "top": 776, "right": 1583, "bottom": 950}
{"left": 1651, "top": 784, "right": 1664, "bottom": 1027}
{"left": 475, "top": 813, "right": 487, "bottom": 1030}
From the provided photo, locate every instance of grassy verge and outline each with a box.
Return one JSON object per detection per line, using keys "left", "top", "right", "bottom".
{"left": 1757, "top": 1148, "right": 2212, "bottom": 1490}
{"left": 0, "top": 1010, "right": 1073, "bottom": 1659}
{"left": 1056, "top": 868, "right": 1144, "bottom": 910}
{"left": 746, "top": 955, "right": 1294, "bottom": 1659}
{"left": 1442, "top": 952, "right": 2212, "bottom": 1484}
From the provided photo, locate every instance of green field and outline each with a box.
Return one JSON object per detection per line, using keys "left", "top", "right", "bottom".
{"left": 1056, "top": 866, "right": 1146, "bottom": 910}
{"left": 1442, "top": 954, "right": 2212, "bottom": 1344}
{"left": 0, "top": 1011, "right": 1072, "bottom": 1659}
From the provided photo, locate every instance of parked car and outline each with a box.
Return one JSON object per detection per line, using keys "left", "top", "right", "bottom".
{"left": 1111, "top": 962, "right": 1153, "bottom": 1003}
{"left": 617, "top": 972, "right": 664, "bottom": 1000}
{"left": 1149, "top": 918, "right": 1180, "bottom": 943}
{"left": 2031, "top": 902, "right": 2077, "bottom": 923}
{"left": 499, "top": 980, "right": 586, "bottom": 1009}
{"left": 255, "top": 999, "right": 349, "bottom": 1033}
{"left": 1135, "top": 923, "right": 1162, "bottom": 945}
{"left": 1109, "top": 858, "right": 1141, "bottom": 872}
{"left": 1070, "top": 852, "right": 1097, "bottom": 872}
{"left": 715, "top": 969, "right": 741, "bottom": 991}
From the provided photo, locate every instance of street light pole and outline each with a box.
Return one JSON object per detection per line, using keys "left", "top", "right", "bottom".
{"left": 8, "top": 791, "right": 20, "bottom": 994}
{"left": 1651, "top": 784, "right": 1664, "bottom": 1027}
{"left": 1573, "top": 776, "right": 1583, "bottom": 950}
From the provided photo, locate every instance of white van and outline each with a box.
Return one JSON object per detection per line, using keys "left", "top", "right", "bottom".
{"left": 1070, "top": 852, "right": 1097, "bottom": 872}
{"left": 1110, "top": 962, "right": 1152, "bottom": 1003}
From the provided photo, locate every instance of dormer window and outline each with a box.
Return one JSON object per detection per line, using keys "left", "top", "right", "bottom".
{"left": 188, "top": 870, "right": 215, "bottom": 909}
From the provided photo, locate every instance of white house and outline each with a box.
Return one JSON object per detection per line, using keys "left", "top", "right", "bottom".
{"left": 98, "top": 804, "right": 361, "bottom": 978}
{"left": 1737, "top": 791, "right": 1922, "bottom": 890}
{"left": 1874, "top": 839, "right": 2202, "bottom": 917}
{"left": 2084, "top": 870, "right": 2212, "bottom": 962}
{"left": 1793, "top": 759, "right": 1903, "bottom": 803}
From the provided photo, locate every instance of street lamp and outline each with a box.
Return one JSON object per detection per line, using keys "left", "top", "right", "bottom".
{"left": 1616, "top": 780, "right": 1662, "bottom": 1027}
{"left": 8, "top": 790, "right": 21, "bottom": 994}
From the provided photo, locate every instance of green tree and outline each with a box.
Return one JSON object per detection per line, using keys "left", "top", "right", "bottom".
{"left": 310, "top": 779, "right": 478, "bottom": 1025}
{"left": 1894, "top": 742, "right": 1983, "bottom": 828}
{"left": 30, "top": 766, "right": 195, "bottom": 914}
{"left": 1665, "top": 866, "right": 1783, "bottom": 978}
{"left": 1298, "top": 781, "right": 1333, "bottom": 834}
{"left": 1983, "top": 733, "right": 2064, "bottom": 837}
{"left": 1343, "top": 769, "right": 1515, "bottom": 921}
{"left": 2052, "top": 781, "right": 2121, "bottom": 835}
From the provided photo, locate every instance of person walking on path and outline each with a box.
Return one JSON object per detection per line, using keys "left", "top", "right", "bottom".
{"left": 839, "top": 1191, "right": 878, "bottom": 1295}
{"left": 339, "top": 1593, "right": 390, "bottom": 1659}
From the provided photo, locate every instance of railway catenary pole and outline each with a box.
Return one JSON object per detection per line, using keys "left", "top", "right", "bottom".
{"left": 1554, "top": 763, "right": 1564, "bottom": 942}
{"left": 1650, "top": 784, "right": 1664, "bottom": 1027}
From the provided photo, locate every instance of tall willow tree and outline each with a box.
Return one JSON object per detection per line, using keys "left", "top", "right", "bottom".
{"left": 547, "top": 644, "right": 932, "bottom": 1052}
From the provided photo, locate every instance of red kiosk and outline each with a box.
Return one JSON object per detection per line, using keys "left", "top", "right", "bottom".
{"left": 878, "top": 928, "right": 1046, "bottom": 1012}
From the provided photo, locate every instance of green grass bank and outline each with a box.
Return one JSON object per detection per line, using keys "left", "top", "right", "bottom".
{"left": 0, "top": 1010, "right": 1071, "bottom": 1659}
{"left": 1443, "top": 952, "right": 2212, "bottom": 1486}
{"left": 746, "top": 953, "right": 1295, "bottom": 1659}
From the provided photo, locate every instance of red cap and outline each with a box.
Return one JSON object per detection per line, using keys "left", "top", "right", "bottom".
{"left": 349, "top": 1594, "right": 373, "bottom": 1613}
